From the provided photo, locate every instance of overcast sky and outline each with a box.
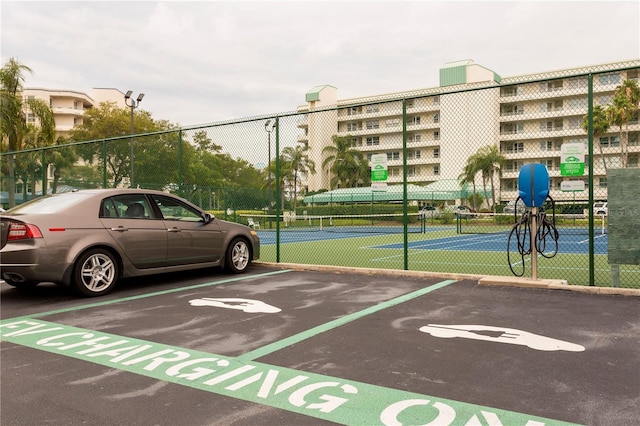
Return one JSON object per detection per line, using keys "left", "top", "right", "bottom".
{"left": 2, "top": 1, "right": 639, "bottom": 127}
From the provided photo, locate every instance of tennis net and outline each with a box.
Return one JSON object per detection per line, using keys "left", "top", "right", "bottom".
{"left": 457, "top": 212, "right": 607, "bottom": 236}
{"left": 246, "top": 213, "right": 426, "bottom": 234}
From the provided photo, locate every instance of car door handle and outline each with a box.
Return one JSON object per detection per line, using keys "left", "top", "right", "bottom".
{"left": 167, "top": 228, "right": 181, "bottom": 233}
{"left": 111, "top": 226, "right": 129, "bottom": 232}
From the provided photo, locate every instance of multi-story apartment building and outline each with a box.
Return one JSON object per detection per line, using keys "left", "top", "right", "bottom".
{"left": 23, "top": 87, "right": 126, "bottom": 138}
{"left": 296, "top": 59, "right": 640, "bottom": 204}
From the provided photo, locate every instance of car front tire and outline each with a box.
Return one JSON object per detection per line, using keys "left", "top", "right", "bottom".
{"left": 72, "top": 248, "right": 119, "bottom": 297}
{"left": 225, "top": 238, "right": 251, "bottom": 273}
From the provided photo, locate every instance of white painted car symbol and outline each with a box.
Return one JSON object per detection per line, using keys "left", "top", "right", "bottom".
{"left": 188, "top": 297, "right": 281, "bottom": 313}
{"left": 419, "top": 324, "right": 585, "bottom": 352}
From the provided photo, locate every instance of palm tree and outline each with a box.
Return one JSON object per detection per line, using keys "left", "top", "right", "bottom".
{"left": 472, "top": 145, "right": 506, "bottom": 212}
{"left": 322, "top": 135, "right": 367, "bottom": 189}
{"left": 1, "top": 58, "right": 55, "bottom": 207}
{"left": 458, "top": 156, "right": 480, "bottom": 211}
{"left": 47, "top": 136, "right": 79, "bottom": 193}
{"left": 281, "top": 144, "right": 316, "bottom": 211}
{"left": 581, "top": 104, "right": 611, "bottom": 172}
{"left": 609, "top": 79, "right": 640, "bottom": 168}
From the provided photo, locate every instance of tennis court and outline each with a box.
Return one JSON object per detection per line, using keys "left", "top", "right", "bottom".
{"left": 253, "top": 214, "right": 632, "bottom": 288}
{"left": 257, "top": 214, "right": 608, "bottom": 256}
{"left": 377, "top": 230, "right": 608, "bottom": 255}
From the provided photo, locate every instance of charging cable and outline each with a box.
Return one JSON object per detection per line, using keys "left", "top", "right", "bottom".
{"left": 507, "top": 196, "right": 559, "bottom": 277}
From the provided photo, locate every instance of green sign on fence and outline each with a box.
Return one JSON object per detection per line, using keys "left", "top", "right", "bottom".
{"left": 370, "top": 154, "right": 388, "bottom": 192}
{"left": 560, "top": 143, "right": 585, "bottom": 177}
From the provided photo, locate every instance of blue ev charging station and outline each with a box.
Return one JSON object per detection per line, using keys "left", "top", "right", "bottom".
{"left": 508, "top": 164, "right": 559, "bottom": 278}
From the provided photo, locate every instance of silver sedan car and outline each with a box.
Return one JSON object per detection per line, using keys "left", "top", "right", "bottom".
{"left": 0, "top": 189, "right": 260, "bottom": 297}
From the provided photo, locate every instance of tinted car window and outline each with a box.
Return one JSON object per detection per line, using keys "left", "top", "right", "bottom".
{"left": 106, "top": 195, "right": 155, "bottom": 219}
{"left": 8, "top": 192, "right": 92, "bottom": 214}
{"left": 152, "top": 195, "right": 202, "bottom": 222}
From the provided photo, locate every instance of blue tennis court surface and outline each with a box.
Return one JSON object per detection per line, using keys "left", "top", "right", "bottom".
{"left": 378, "top": 232, "right": 608, "bottom": 254}
{"left": 257, "top": 228, "right": 607, "bottom": 255}
{"left": 257, "top": 229, "right": 402, "bottom": 245}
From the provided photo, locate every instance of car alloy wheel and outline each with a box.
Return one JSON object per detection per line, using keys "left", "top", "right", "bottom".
{"left": 73, "top": 248, "right": 119, "bottom": 297}
{"left": 226, "top": 238, "right": 250, "bottom": 273}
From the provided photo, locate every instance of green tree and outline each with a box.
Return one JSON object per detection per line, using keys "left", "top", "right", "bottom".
{"left": 1, "top": 58, "right": 55, "bottom": 207}
{"left": 477, "top": 145, "right": 506, "bottom": 211}
{"left": 46, "top": 136, "right": 79, "bottom": 193}
{"left": 322, "top": 135, "right": 369, "bottom": 189}
{"left": 458, "top": 157, "right": 481, "bottom": 211}
{"left": 608, "top": 79, "right": 640, "bottom": 168}
{"left": 581, "top": 104, "right": 611, "bottom": 172}
{"left": 281, "top": 144, "right": 316, "bottom": 210}
{"left": 70, "top": 101, "right": 165, "bottom": 187}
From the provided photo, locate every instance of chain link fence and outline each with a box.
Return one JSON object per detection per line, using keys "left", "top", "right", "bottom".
{"left": 2, "top": 62, "right": 639, "bottom": 288}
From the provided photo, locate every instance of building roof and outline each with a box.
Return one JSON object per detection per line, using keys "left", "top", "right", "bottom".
{"left": 303, "top": 180, "right": 471, "bottom": 203}
{"left": 305, "top": 85, "right": 337, "bottom": 102}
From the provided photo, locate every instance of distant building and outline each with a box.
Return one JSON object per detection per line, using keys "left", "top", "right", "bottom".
{"left": 23, "top": 87, "right": 126, "bottom": 138}
{"left": 296, "top": 59, "right": 640, "bottom": 203}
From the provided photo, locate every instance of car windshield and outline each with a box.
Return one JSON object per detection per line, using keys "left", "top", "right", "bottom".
{"left": 7, "top": 192, "right": 93, "bottom": 214}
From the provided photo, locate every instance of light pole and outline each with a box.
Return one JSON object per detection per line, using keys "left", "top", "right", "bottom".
{"left": 265, "top": 119, "right": 275, "bottom": 227}
{"left": 124, "top": 90, "right": 144, "bottom": 188}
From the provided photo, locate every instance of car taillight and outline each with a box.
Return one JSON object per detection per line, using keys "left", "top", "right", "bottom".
{"left": 7, "top": 222, "right": 43, "bottom": 241}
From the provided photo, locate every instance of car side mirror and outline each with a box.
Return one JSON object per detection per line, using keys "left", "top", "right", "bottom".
{"left": 201, "top": 213, "right": 213, "bottom": 224}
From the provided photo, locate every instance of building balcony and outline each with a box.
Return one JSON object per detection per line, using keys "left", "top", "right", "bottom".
{"left": 51, "top": 106, "right": 86, "bottom": 117}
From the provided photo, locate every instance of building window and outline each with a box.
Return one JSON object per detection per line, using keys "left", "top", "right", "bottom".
{"left": 409, "top": 116, "right": 421, "bottom": 125}
{"left": 540, "top": 140, "right": 553, "bottom": 151}
{"left": 567, "top": 77, "right": 588, "bottom": 89}
{"left": 504, "top": 142, "right": 524, "bottom": 154}
{"left": 433, "top": 113, "right": 439, "bottom": 124}
{"left": 347, "top": 122, "right": 359, "bottom": 131}
{"left": 433, "top": 148, "right": 439, "bottom": 158}
{"left": 545, "top": 100, "right": 563, "bottom": 111}
{"left": 366, "top": 136, "right": 380, "bottom": 146}
{"left": 408, "top": 133, "right": 421, "bottom": 143}
{"left": 541, "top": 120, "right": 563, "bottom": 131}
{"left": 598, "top": 95, "right": 613, "bottom": 105}
{"left": 406, "top": 100, "right": 414, "bottom": 109}
{"left": 366, "top": 120, "right": 380, "bottom": 129}
{"left": 385, "top": 119, "right": 399, "bottom": 128}
{"left": 387, "top": 151, "right": 400, "bottom": 161}
{"left": 26, "top": 113, "right": 35, "bottom": 123}
{"left": 415, "top": 150, "right": 421, "bottom": 159}
{"left": 568, "top": 97, "right": 588, "bottom": 109}
{"left": 598, "top": 73, "right": 621, "bottom": 86}
{"left": 366, "top": 105, "right": 380, "bottom": 113}
{"left": 500, "top": 122, "right": 524, "bottom": 135}
{"left": 598, "top": 177, "right": 607, "bottom": 188}
{"left": 433, "top": 96, "right": 440, "bottom": 105}
{"left": 568, "top": 117, "right": 582, "bottom": 129}
{"left": 599, "top": 136, "right": 620, "bottom": 147}
{"left": 347, "top": 107, "right": 359, "bottom": 116}
{"left": 500, "top": 86, "right": 518, "bottom": 97}
{"left": 629, "top": 133, "right": 638, "bottom": 146}
{"left": 501, "top": 104, "right": 524, "bottom": 116}
{"left": 433, "top": 131, "right": 440, "bottom": 140}
{"left": 434, "top": 165, "right": 440, "bottom": 175}
{"left": 541, "top": 81, "right": 563, "bottom": 92}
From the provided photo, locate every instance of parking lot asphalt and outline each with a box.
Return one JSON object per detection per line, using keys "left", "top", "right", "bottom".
{"left": 1, "top": 263, "right": 639, "bottom": 426}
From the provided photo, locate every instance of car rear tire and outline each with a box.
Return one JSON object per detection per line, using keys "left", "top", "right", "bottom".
{"left": 72, "top": 248, "right": 119, "bottom": 297}
{"left": 225, "top": 238, "right": 251, "bottom": 273}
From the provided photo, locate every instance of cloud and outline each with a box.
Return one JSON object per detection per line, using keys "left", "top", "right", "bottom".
{"left": 2, "top": 1, "right": 639, "bottom": 127}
